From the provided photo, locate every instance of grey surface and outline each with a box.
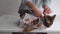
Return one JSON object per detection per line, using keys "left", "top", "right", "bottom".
{"left": 0, "top": 15, "right": 60, "bottom": 32}
{"left": 0, "top": 32, "right": 12, "bottom": 34}
{"left": 0, "top": 15, "right": 23, "bottom": 32}
{"left": 48, "top": 32, "right": 60, "bottom": 34}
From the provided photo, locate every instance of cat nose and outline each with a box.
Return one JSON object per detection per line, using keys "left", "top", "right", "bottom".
{"left": 54, "top": 15, "right": 56, "bottom": 17}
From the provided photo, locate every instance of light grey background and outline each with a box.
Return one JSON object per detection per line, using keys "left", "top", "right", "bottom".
{"left": 0, "top": 0, "right": 21, "bottom": 16}
{"left": 51, "top": 0, "right": 60, "bottom": 15}
{"left": 0, "top": 0, "right": 60, "bottom": 34}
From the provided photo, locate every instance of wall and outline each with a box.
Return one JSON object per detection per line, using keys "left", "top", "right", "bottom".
{"left": 51, "top": 0, "right": 60, "bottom": 15}
{"left": 0, "top": 0, "right": 21, "bottom": 16}
{"left": 0, "top": 0, "right": 60, "bottom": 16}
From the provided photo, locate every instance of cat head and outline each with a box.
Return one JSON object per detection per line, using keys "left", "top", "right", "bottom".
{"left": 43, "top": 15, "right": 56, "bottom": 28}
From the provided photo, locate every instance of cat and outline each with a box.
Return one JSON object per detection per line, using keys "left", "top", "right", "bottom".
{"left": 18, "top": 10, "right": 56, "bottom": 32}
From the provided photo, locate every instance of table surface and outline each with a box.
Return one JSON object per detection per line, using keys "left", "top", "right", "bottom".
{"left": 0, "top": 15, "right": 60, "bottom": 32}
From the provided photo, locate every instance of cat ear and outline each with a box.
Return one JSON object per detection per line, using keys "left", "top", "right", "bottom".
{"left": 51, "top": 15, "right": 56, "bottom": 20}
